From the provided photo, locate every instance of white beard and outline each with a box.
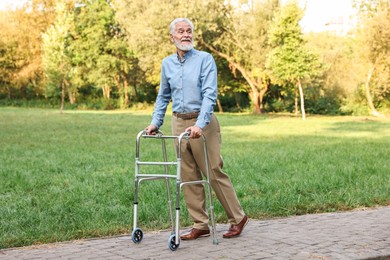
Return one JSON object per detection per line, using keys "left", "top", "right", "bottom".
{"left": 174, "top": 39, "right": 194, "bottom": 51}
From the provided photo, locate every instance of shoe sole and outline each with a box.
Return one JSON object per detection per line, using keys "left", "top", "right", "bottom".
{"left": 180, "top": 233, "right": 210, "bottom": 240}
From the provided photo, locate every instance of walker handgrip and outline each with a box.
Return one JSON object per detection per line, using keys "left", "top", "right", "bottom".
{"left": 143, "top": 128, "right": 162, "bottom": 136}
{"left": 178, "top": 131, "right": 191, "bottom": 141}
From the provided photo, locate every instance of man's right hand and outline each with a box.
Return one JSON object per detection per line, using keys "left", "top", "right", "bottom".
{"left": 145, "top": 124, "right": 158, "bottom": 135}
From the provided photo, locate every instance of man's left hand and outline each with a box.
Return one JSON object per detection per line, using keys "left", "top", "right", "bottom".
{"left": 185, "top": 126, "right": 203, "bottom": 139}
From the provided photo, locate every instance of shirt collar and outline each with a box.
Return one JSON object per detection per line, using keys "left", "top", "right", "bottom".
{"left": 176, "top": 49, "right": 195, "bottom": 63}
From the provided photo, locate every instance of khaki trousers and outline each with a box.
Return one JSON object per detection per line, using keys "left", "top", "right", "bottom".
{"left": 172, "top": 114, "right": 245, "bottom": 230}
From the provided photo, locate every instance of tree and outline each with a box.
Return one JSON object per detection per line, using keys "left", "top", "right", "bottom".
{"left": 1, "top": 0, "right": 56, "bottom": 99}
{"left": 113, "top": 0, "right": 276, "bottom": 112}
{"left": 354, "top": 0, "right": 389, "bottom": 116}
{"left": 112, "top": 0, "right": 192, "bottom": 84}
{"left": 42, "top": 1, "right": 73, "bottom": 113}
{"left": 304, "top": 32, "right": 362, "bottom": 115}
{"left": 305, "top": 33, "right": 360, "bottom": 97}
{"left": 0, "top": 12, "right": 18, "bottom": 99}
{"left": 266, "top": 1, "right": 322, "bottom": 120}
{"left": 198, "top": 0, "right": 279, "bottom": 113}
{"left": 70, "top": 0, "right": 138, "bottom": 108}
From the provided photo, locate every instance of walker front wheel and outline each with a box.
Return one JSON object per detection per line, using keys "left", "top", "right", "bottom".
{"left": 131, "top": 228, "right": 143, "bottom": 244}
{"left": 168, "top": 234, "right": 180, "bottom": 251}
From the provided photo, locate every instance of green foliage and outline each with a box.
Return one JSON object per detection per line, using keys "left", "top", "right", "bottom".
{"left": 267, "top": 1, "right": 322, "bottom": 84}
{"left": 113, "top": 0, "right": 190, "bottom": 84}
{"left": 0, "top": 0, "right": 389, "bottom": 115}
{"left": 42, "top": 1, "right": 73, "bottom": 96}
{"left": 0, "top": 35, "right": 17, "bottom": 97}
{"left": 197, "top": 0, "right": 279, "bottom": 113}
{"left": 0, "top": 0, "right": 56, "bottom": 99}
{"left": 72, "top": 1, "right": 131, "bottom": 88}
{"left": 351, "top": 0, "right": 390, "bottom": 115}
{"left": 266, "top": 1, "right": 325, "bottom": 118}
{"left": 305, "top": 94, "right": 343, "bottom": 115}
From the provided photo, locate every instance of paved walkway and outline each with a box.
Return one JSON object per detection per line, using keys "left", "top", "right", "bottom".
{"left": 1, "top": 207, "right": 389, "bottom": 260}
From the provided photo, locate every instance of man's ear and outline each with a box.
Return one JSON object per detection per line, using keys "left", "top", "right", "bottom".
{"left": 170, "top": 34, "right": 174, "bottom": 43}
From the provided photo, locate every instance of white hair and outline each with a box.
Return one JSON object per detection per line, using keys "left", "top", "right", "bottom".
{"left": 169, "top": 18, "right": 194, "bottom": 35}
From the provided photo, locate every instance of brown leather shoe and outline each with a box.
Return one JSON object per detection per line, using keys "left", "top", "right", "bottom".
{"left": 180, "top": 228, "right": 210, "bottom": 240}
{"left": 223, "top": 215, "right": 248, "bottom": 238}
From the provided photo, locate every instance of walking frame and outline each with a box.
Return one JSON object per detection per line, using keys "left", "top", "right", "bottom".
{"left": 131, "top": 129, "right": 219, "bottom": 251}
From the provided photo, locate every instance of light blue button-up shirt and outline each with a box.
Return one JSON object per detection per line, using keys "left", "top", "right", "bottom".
{"left": 151, "top": 49, "right": 217, "bottom": 129}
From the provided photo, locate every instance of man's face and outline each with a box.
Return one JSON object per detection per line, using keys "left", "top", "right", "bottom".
{"left": 171, "top": 21, "right": 193, "bottom": 51}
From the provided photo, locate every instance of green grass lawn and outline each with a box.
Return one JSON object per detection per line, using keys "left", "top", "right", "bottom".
{"left": 1, "top": 107, "right": 389, "bottom": 249}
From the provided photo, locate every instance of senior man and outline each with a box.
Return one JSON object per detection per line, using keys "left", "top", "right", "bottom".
{"left": 145, "top": 18, "right": 248, "bottom": 240}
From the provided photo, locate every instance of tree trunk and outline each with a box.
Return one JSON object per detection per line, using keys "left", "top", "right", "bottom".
{"left": 294, "top": 87, "right": 298, "bottom": 116}
{"left": 234, "top": 92, "right": 242, "bottom": 112}
{"left": 66, "top": 80, "right": 75, "bottom": 104}
{"left": 258, "top": 78, "right": 270, "bottom": 113}
{"left": 297, "top": 79, "right": 306, "bottom": 120}
{"left": 68, "top": 91, "right": 75, "bottom": 104}
{"left": 249, "top": 89, "right": 261, "bottom": 114}
{"left": 115, "top": 75, "right": 123, "bottom": 108}
{"left": 60, "top": 80, "right": 65, "bottom": 114}
{"left": 217, "top": 98, "right": 223, "bottom": 113}
{"left": 365, "top": 63, "right": 383, "bottom": 117}
{"left": 123, "top": 72, "right": 129, "bottom": 106}
{"left": 102, "top": 84, "right": 106, "bottom": 99}
{"left": 132, "top": 68, "right": 139, "bottom": 102}
{"left": 7, "top": 86, "right": 11, "bottom": 99}
{"left": 124, "top": 83, "right": 129, "bottom": 106}
{"left": 102, "top": 84, "right": 111, "bottom": 99}
{"left": 199, "top": 37, "right": 263, "bottom": 114}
